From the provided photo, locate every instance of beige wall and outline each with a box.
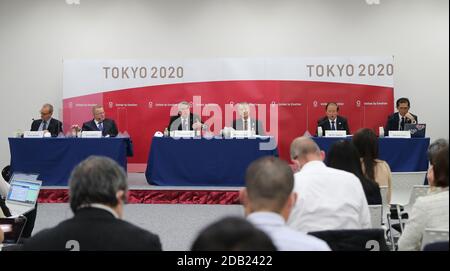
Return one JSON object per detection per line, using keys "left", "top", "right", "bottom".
{"left": 0, "top": 0, "right": 448, "bottom": 167}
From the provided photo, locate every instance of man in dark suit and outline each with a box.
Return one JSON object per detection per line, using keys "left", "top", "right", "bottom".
{"left": 232, "top": 102, "right": 265, "bottom": 135}
{"left": 168, "top": 101, "right": 202, "bottom": 131}
{"left": 30, "top": 103, "right": 63, "bottom": 137}
{"left": 385, "top": 97, "right": 418, "bottom": 135}
{"left": 317, "top": 102, "right": 350, "bottom": 135}
{"left": 82, "top": 105, "right": 118, "bottom": 137}
{"left": 22, "top": 156, "right": 162, "bottom": 251}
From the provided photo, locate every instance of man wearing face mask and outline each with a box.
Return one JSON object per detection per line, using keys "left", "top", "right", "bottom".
{"left": 317, "top": 102, "right": 350, "bottom": 135}
{"left": 22, "top": 156, "right": 162, "bottom": 251}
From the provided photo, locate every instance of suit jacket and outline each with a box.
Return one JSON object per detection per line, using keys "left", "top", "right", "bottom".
{"left": 317, "top": 116, "right": 350, "bottom": 135}
{"left": 82, "top": 119, "right": 118, "bottom": 137}
{"left": 232, "top": 118, "right": 265, "bottom": 136}
{"left": 168, "top": 113, "right": 201, "bottom": 131}
{"left": 385, "top": 112, "right": 418, "bottom": 134}
{"left": 22, "top": 208, "right": 162, "bottom": 251}
{"left": 30, "top": 118, "right": 63, "bottom": 137}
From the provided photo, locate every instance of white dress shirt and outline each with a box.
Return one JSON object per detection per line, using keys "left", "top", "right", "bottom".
{"left": 287, "top": 161, "right": 371, "bottom": 232}
{"left": 248, "top": 212, "right": 331, "bottom": 251}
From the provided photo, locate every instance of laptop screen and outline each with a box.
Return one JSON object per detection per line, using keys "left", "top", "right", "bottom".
{"left": 6, "top": 180, "right": 41, "bottom": 205}
{"left": 404, "top": 123, "right": 426, "bottom": 138}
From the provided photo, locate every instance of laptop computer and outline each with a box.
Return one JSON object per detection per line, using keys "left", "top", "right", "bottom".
{"left": 404, "top": 123, "right": 426, "bottom": 138}
{"left": 5, "top": 179, "right": 42, "bottom": 216}
{"left": 0, "top": 216, "right": 27, "bottom": 244}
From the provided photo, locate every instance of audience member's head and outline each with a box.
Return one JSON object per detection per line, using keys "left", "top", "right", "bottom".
{"left": 427, "top": 139, "right": 448, "bottom": 164}
{"left": 69, "top": 156, "right": 128, "bottom": 218}
{"left": 352, "top": 128, "right": 379, "bottom": 181}
{"left": 428, "top": 146, "right": 449, "bottom": 188}
{"left": 327, "top": 140, "right": 365, "bottom": 180}
{"left": 2, "top": 165, "right": 12, "bottom": 183}
{"left": 191, "top": 216, "right": 277, "bottom": 251}
{"left": 290, "top": 137, "right": 324, "bottom": 170}
{"left": 241, "top": 156, "right": 295, "bottom": 220}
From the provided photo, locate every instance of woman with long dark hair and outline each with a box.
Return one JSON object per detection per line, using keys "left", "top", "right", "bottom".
{"left": 327, "top": 140, "right": 382, "bottom": 205}
{"left": 352, "top": 128, "right": 393, "bottom": 203}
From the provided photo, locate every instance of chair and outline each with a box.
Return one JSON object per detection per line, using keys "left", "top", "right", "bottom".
{"left": 421, "top": 228, "right": 449, "bottom": 250}
{"left": 392, "top": 185, "right": 430, "bottom": 232}
{"left": 369, "top": 205, "right": 383, "bottom": 228}
{"left": 391, "top": 172, "right": 427, "bottom": 205}
{"left": 386, "top": 185, "right": 429, "bottom": 250}
{"left": 308, "top": 229, "right": 389, "bottom": 251}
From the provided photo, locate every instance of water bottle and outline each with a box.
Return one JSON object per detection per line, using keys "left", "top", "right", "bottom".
{"left": 379, "top": 127, "right": 385, "bottom": 138}
{"left": 317, "top": 126, "right": 323, "bottom": 137}
{"left": 164, "top": 128, "right": 169, "bottom": 137}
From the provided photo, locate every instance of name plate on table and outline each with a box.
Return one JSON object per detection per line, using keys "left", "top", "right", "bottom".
{"left": 388, "top": 131, "right": 411, "bottom": 138}
{"left": 325, "top": 130, "right": 347, "bottom": 137}
{"left": 171, "top": 130, "right": 196, "bottom": 138}
{"left": 23, "top": 131, "right": 44, "bottom": 138}
{"left": 81, "top": 131, "right": 102, "bottom": 138}
{"left": 232, "top": 130, "right": 252, "bottom": 138}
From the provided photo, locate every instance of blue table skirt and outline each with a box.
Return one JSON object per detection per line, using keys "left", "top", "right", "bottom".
{"left": 9, "top": 137, "right": 132, "bottom": 186}
{"left": 146, "top": 137, "right": 279, "bottom": 186}
{"left": 312, "top": 137, "right": 430, "bottom": 172}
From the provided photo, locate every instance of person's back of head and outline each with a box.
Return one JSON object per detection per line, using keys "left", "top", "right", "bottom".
{"left": 430, "top": 146, "right": 449, "bottom": 188}
{"left": 290, "top": 136, "right": 323, "bottom": 169}
{"left": 69, "top": 156, "right": 128, "bottom": 217}
{"left": 352, "top": 128, "right": 379, "bottom": 181}
{"left": 243, "top": 156, "right": 294, "bottom": 215}
{"left": 327, "top": 140, "right": 364, "bottom": 179}
{"left": 191, "top": 217, "right": 277, "bottom": 251}
{"left": 427, "top": 139, "right": 448, "bottom": 165}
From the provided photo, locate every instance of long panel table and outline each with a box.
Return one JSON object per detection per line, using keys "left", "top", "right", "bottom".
{"left": 146, "top": 137, "right": 279, "bottom": 186}
{"left": 9, "top": 137, "right": 132, "bottom": 186}
{"left": 312, "top": 137, "right": 430, "bottom": 172}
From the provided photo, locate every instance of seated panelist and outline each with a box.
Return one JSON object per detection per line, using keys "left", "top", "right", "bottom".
{"left": 82, "top": 105, "right": 118, "bottom": 137}
{"left": 231, "top": 102, "right": 265, "bottom": 136}
{"left": 168, "top": 101, "right": 202, "bottom": 131}
{"left": 316, "top": 102, "right": 350, "bottom": 135}
{"left": 30, "top": 103, "right": 63, "bottom": 137}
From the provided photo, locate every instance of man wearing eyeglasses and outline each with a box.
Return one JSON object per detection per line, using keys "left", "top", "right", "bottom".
{"left": 82, "top": 105, "right": 118, "bottom": 137}
{"left": 30, "top": 103, "right": 63, "bottom": 137}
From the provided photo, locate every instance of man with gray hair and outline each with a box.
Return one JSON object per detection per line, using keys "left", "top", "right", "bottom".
{"left": 241, "top": 156, "right": 330, "bottom": 250}
{"left": 82, "top": 105, "right": 118, "bottom": 137}
{"left": 287, "top": 137, "right": 371, "bottom": 232}
{"left": 23, "top": 156, "right": 162, "bottom": 251}
{"left": 232, "top": 102, "right": 265, "bottom": 135}
{"left": 31, "top": 103, "right": 63, "bottom": 137}
{"left": 168, "top": 101, "right": 202, "bottom": 132}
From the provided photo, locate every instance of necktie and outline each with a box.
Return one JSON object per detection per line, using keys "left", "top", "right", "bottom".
{"left": 331, "top": 121, "right": 336, "bottom": 130}
{"left": 244, "top": 120, "right": 248, "bottom": 130}
{"left": 183, "top": 119, "right": 188, "bottom": 130}
{"left": 42, "top": 121, "right": 47, "bottom": 130}
{"left": 98, "top": 122, "right": 103, "bottom": 131}
{"left": 400, "top": 117, "right": 405, "bottom": 131}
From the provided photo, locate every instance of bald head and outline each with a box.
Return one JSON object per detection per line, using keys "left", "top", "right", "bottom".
{"left": 290, "top": 137, "right": 323, "bottom": 167}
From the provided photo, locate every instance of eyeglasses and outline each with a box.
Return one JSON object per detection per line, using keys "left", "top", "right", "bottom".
{"left": 40, "top": 111, "right": 51, "bottom": 115}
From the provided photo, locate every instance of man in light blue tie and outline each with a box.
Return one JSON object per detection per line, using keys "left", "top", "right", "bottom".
{"left": 168, "top": 101, "right": 202, "bottom": 132}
